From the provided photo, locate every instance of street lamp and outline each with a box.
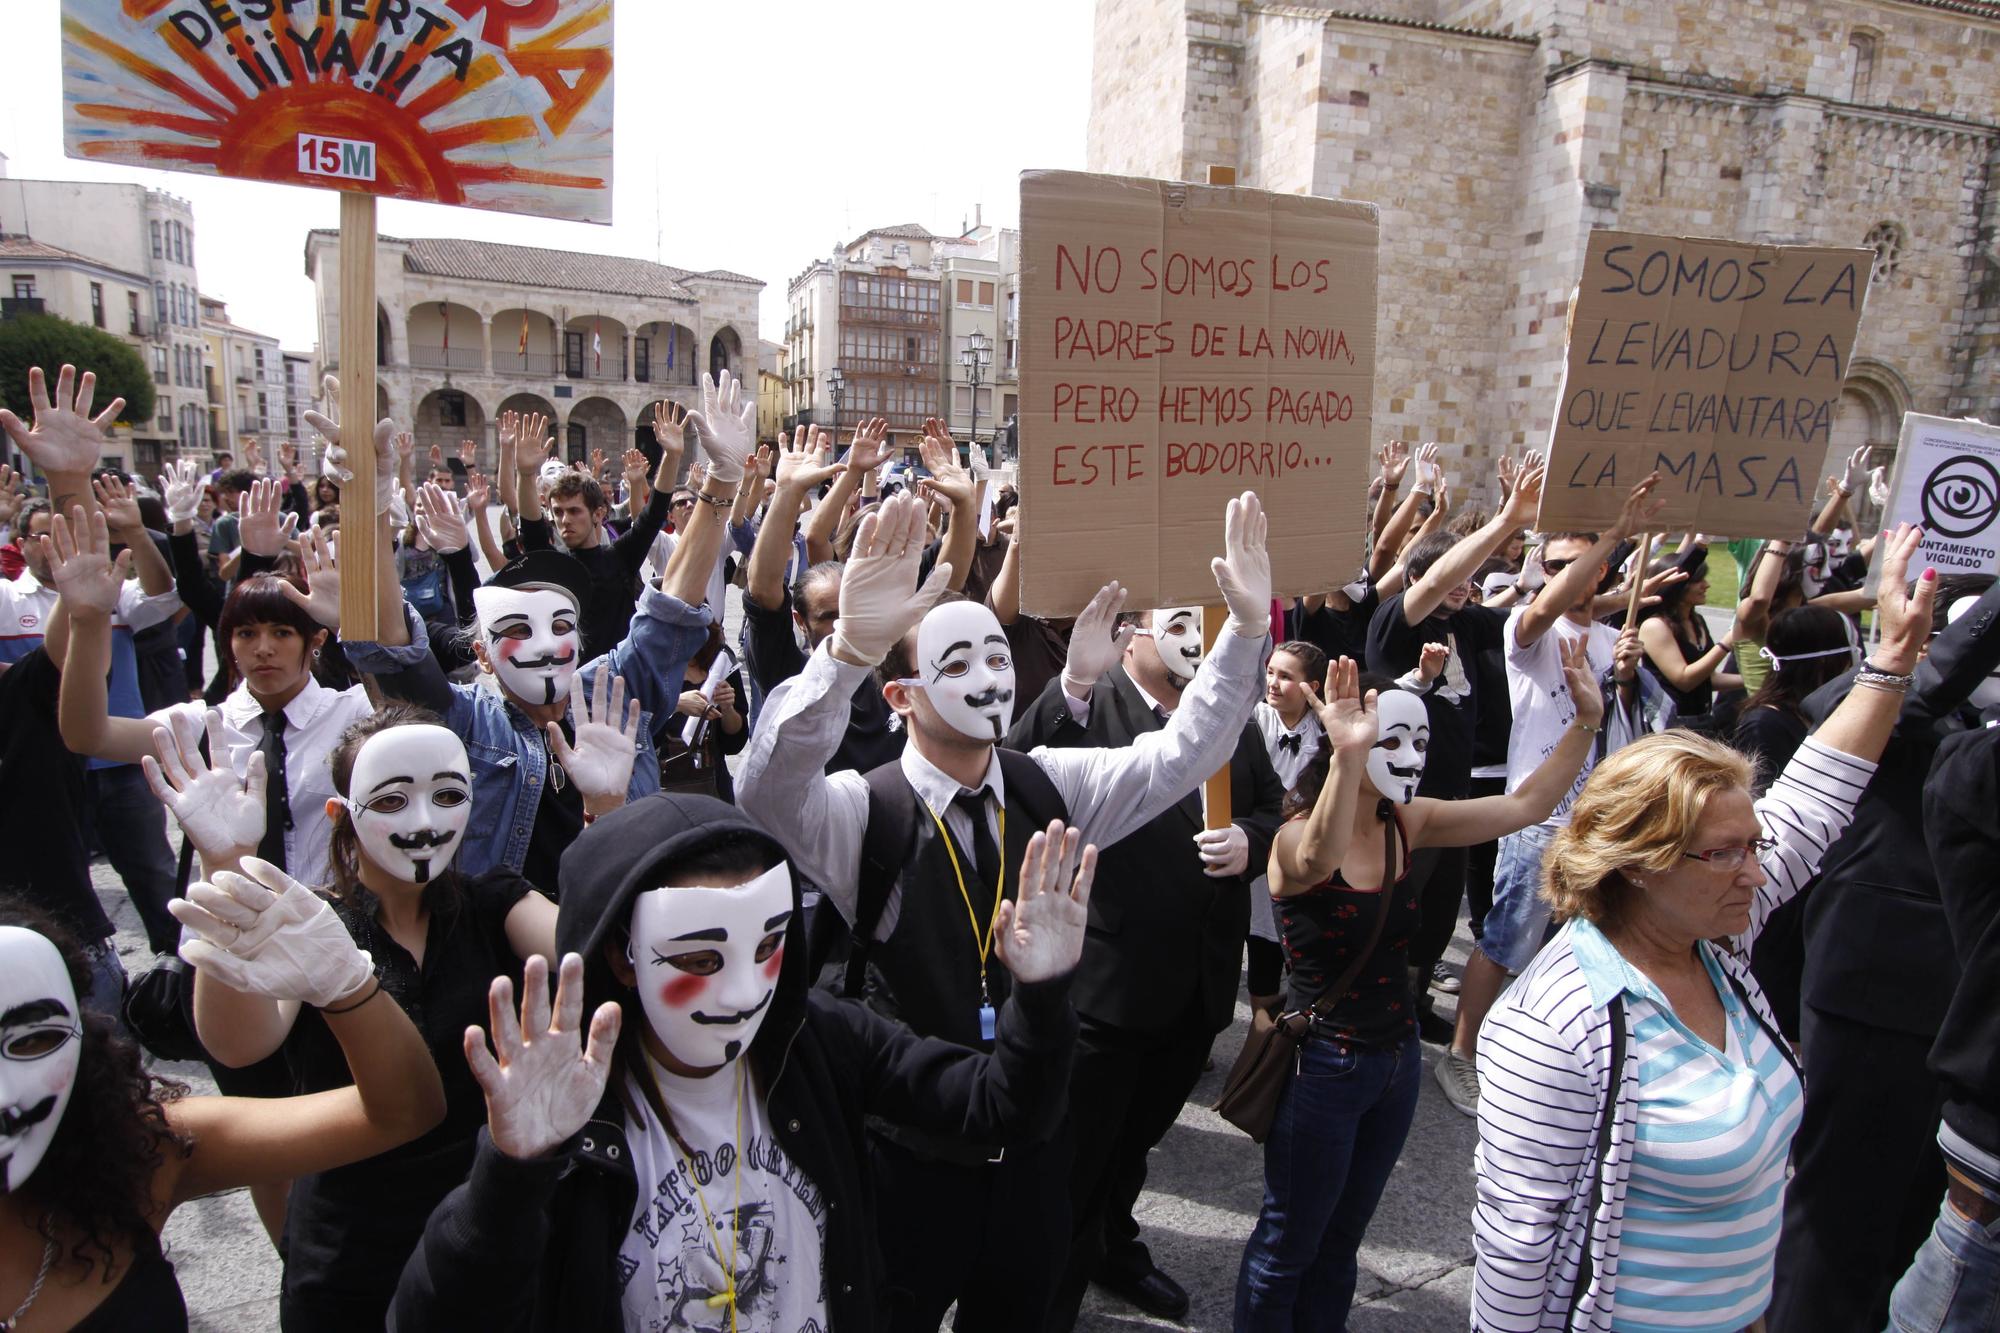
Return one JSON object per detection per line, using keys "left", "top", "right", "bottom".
{"left": 960, "top": 329, "right": 993, "bottom": 466}
{"left": 827, "top": 365, "right": 846, "bottom": 444}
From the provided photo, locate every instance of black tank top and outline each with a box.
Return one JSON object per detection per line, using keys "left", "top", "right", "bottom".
{"left": 72, "top": 1229, "right": 187, "bottom": 1332}
{"left": 1277, "top": 807, "right": 1420, "bottom": 1048}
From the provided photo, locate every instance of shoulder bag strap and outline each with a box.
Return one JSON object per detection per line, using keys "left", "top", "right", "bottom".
{"left": 1303, "top": 804, "right": 1399, "bottom": 1023}
{"left": 1565, "top": 994, "right": 1626, "bottom": 1332}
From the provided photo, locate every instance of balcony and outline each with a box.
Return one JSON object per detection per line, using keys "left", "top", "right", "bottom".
{"left": 563, "top": 356, "right": 627, "bottom": 382}
{"left": 491, "top": 351, "right": 560, "bottom": 377}
{"left": 409, "top": 344, "right": 486, "bottom": 372}
{"left": 833, "top": 355, "right": 939, "bottom": 378}
{"left": 840, "top": 302, "right": 939, "bottom": 330}
{"left": 1004, "top": 317, "right": 1018, "bottom": 339}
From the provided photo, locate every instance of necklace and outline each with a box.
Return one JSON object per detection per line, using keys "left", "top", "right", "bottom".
{"left": 2, "top": 1236, "right": 55, "bottom": 1333}
{"left": 655, "top": 1062, "right": 745, "bottom": 1332}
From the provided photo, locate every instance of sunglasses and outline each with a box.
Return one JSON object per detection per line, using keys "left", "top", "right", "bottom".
{"left": 1542, "top": 556, "right": 1575, "bottom": 575}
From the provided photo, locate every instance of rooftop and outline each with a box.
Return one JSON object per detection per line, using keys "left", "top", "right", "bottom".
{"left": 304, "top": 231, "right": 764, "bottom": 301}
{"left": 0, "top": 233, "right": 148, "bottom": 281}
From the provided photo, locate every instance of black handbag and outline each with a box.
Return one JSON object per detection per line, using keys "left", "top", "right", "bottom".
{"left": 1215, "top": 807, "right": 1397, "bottom": 1142}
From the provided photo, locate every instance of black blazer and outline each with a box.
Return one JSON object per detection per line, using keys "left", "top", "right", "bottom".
{"left": 1007, "top": 667, "right": 1284, "bottom": 1034}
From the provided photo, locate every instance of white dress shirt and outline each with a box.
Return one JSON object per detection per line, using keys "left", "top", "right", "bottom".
{"left": 737, "top": 622, "right": 1269, "bottom": 940}
{"left": 1253, "top": 701, "right": 1323, "bottom": 792}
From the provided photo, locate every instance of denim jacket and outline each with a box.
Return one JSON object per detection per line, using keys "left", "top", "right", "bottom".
{"left": 342, "top": 587, "right": 713, "bottom": 878}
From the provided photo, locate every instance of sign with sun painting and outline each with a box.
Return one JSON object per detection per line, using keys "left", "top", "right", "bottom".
{"left": 59, "top": 0, "right": 613, "bottom": 225}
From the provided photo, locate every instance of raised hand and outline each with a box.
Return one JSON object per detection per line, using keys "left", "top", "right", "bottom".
{"left": 1497, "top": 452, "right": 1517, "bottom": 498}
{"left": 305, "top": 375, "right": 399, "bottom": 517}
{"left": 621, "top": 447, "right": 650, "bottom": 495}
{"left": 1561, "top": 637, "right": 1606, "bottom": 729}
{"left": 238, "top": 476, "right": 300, "bottom": 558}
{"left": 1612, "top": 470, "right": 1667, "bottom": 539}
{"left": 414, "top": 482, "right": 470, "bottom": 555}
{"left": 90, "top": 472, "right": 145, "bottom": 540}
{"left": 465, "top": 471, "right": 493, "bottom": 512}
{"left": 1873, "top": 522, "right": 1936, "bottom": 675}
{"left": 994, "top": 822, "right": 1096, "bottom": 984}
{"left": 1499, "top": 454, "right": 1548, "bottom": 526}
{"left": 1378, "top": 439, "right": 1410, "bottom": 488}
{"left": 0, "top": 463, "right": 22, "bottom": 527}
{"left": 1060, "top": 581, "right": 1134, "bottom": 698}
{"left": 170, "top": 856, "right": 376, "bottom": 1008}
{"left": 917, "top": 418, "right": 974, "bottom": 508}
{"left": 458, "top": 438, "right": 478, "bottom": 468}
{"left": 1416, "top": 640, "right": 1450, "bottom": 686}
{"left": 279, "top": 442, "right": 301, "bottom": 480}
{"left": 1301, "top": 656, "right": 1378, "bottom": 753}
{"left": 0, "top": 365, "right": 124, "bottom": 476}
{"left": 775, "top": 425, "right": 839, "bottom": 494}
{"left": 1412, "top": 442, "right": 1442, "bottom": 495}
{"left": 1611, "top": 622, "right": 1643, "bottom": 684}
{"left": 649, "top": 399, "right": 688, "bottom": 470}
{"left": 159, "top": 459, "right": 203, "bottom": 527}
{"left": 429, "top": 442, "right": 446, "bottom": 474}
{"left": 1839, "top": 444, "right": 1871, "bottom": 499}
{"left": 465, "top": 954, "right": 621, "bottom": 1160}
{"left": 243, "top": 441, "right": 268, "bottom": 477}
{"left": 547, "top": 669, "right": 642, "bottom": 813}
{"left": 1209, "top": 491, "right": 1273, "bottom": 634}
{"left": 686, "top": 370, "right": 755, "bottom": 485}
{"left": 278, "top": 526, "right": 341, "bottom": 629}
{"left": 142, "top": 708, "right": 266, "bottom": 864}
{"left": 845, "top": 417, "right": 892, "bottom": 475}
{"left": 42, "top": 506, "right": 131, "bottom": 616}
{"left": 829, "top": 491, "right": 953, "bottom": 666}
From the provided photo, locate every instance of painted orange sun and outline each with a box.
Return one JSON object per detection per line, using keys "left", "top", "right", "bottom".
{"left": 61, "top": 3, "right": 608, "bottom": 216}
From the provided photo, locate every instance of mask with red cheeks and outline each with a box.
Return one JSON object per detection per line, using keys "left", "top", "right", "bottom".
{"left": 629, "top": 862, "right": 793, "bottom": 1068}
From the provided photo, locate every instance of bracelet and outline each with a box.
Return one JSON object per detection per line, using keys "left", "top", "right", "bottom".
{"left": 1571, "top": 719, "right": 1602, "bottom": 735}
{"left": 1854, "top": 662, "right": 1914, "bottom": 690}
{"left": 693, "top": 489, "right": 733, "bottom": 510}
{"left": 320, "top": 979, "right": 382, "bottom": 1015}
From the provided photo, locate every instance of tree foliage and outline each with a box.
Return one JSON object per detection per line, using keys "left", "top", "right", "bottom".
{"left": 0, "top": 313, "right": 156, "bottom": 427}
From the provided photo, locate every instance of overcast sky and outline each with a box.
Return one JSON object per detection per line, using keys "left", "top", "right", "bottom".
{"left": 0, "top": 1, "right": 1093, "bottom": 352}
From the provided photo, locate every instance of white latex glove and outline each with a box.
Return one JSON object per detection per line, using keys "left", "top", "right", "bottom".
{"left": 1210, "top": 491, "right": 1273, "bottom": 637}
{"left": 159, "top": 459, "right": 202, "bottom": 526}
{"left": 1062, "top": 581, "right": 1134, "bottom": 699}
{"left": 414, "top": 482, "right": 470, "bottom": 554}
{"left": 1869, "top": 465, "right": 1890, "bottom": 510}
{"left": 828, "top": 492, "right": 952, "bottom": 667}
{"left": 170, "top": 857, "right": 375, "bottom": 1008}
{"left": 306, "top": 373, "right": 399, "bottom": 517}
{"left": 548, "top": 669, "right": 642, "bottom": 809}
{"left": 1839, "top": 444, "right": 1870, "bottom": 497}
{"left": 1194, "top": 823, "right": 1250, "bottom": 879}
{"left": 685, "top": 369, "right": 756, "bottom": 485}
{"left": 141, "top": 708, "right": 266, "bottom": 863}
{"left": 466, "top": 954, "right": 621, "bottom": 1160}
{"left": 993, "top": 822, "right": 1097, "bottom": 984}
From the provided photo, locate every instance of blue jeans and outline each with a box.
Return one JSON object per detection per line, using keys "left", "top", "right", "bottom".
{"left": 1478, "top": 820, "right": 1557, "bottom": 973}
{"left": 1887, "top": 1186, "right": 2000, "bottom": 1332}
{"left": 1235, "top": 1032, "right": 1423, "bottom": 1331}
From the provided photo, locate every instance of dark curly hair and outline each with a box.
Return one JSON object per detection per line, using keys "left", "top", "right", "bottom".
{"left": 0, "top": 898, "right": 189, "bottom": 1282}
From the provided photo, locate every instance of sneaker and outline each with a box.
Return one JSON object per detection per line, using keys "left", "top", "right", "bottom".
{"left": 1435, "top": 1049, "right": 1481, "bottom": 1117}
{"left": 1431, "top": 961, "right": 1462, "bottom": 994}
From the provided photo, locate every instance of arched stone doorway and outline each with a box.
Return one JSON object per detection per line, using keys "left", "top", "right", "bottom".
{"left": 708, "top": 326, "right": 743, "bottom": 380}
{"left": 497, "top": 392, "right": 560, "bottom": 463}
{"left": 566, "top": 396, "right": 628, "bottom": 468}
{"left": 415, "top": 388, "right": 489, "bottom": 470}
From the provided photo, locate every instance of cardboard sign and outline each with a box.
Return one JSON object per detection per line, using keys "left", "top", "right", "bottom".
{"left": 60, "top": 0, "right": 613, "bottom": 224}
{"left": 1539, "top": 231, "right": 1872, "bottom": 539}
{"left": 1872, "top": 414, "right": 2000, "bottom": 585}
{"left": 1017, "top": 170, "right": 1377, "bottom": 617}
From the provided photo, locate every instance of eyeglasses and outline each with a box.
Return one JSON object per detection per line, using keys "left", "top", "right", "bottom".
{"left": 671, "top": 498, "right": 696, "bottom": 509}
{"left": 1682, "top": 837, "right": 1777, "bottom": 871}
{"left": 1542, "top": 557, "right": 1575, "bottom": 575}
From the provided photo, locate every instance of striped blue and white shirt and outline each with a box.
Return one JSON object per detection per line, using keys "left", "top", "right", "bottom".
{"left": 1568, "top": 922, "right": 1803, "bottom": 1332}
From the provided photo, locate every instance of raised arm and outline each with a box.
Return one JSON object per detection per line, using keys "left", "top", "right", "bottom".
{"left": 804, "top": 417, "right": 889, "bottom": 562}
{"left": 918, "top": 419, "right": 978, "bottom": 595}
{"left": 1515, "top": 471, "right": 1662, "bottom": 649}
{"left": 608, "top": 417, "right": 683, "bottom": 574}
{"left": 0, "top": 364, "right": 120, "bottom": 521}
{"left": 989, "top": 511, "right": 1021, "bottom": 623}
{"left": 1402, "top": 456, "right": 1544, "bottom": 624}
{"left": 47, "top": 507, "right": 162, "bottom": 764}
{"left": 1270, "top": 657, "right": 1372, "bottom": 891}
{"left": 748, "top": 427, "right": 838, "bottom": 612}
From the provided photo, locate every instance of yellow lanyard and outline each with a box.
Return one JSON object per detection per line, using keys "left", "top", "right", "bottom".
{"left": 924, "top": 800, "right": 1006, "bottom": 989}
{"left": 655, "top": 1061, "right": 744, "bottom": 1330}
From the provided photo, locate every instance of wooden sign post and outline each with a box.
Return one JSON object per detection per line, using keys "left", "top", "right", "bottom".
{"left": 1202, "top": 606, "right": 1233, "bottom": 830}
{"left": 337, "top": 193, "right": 383, "bottom": 640}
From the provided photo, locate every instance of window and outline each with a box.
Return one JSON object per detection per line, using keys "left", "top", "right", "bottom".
{"left": 257, "top": 393, "right": 269, "bottom": 430}
{"left": 567, "top": 421, "right": 587, "bottom": 462}
{"left": 957, "top": 278, "right": 974, "bottom": 305}
{"left": 157, "top": 396, "right": 172, "bottom": 431}
{"left": 172, "top": 222, "right": 185, "bottom": 265}
{"left": 634, "top": 335, "right": 650, "bottom": 383}
{"left": 978, "top": 281, "right": 995, "bottom": 307}
{"left": 154, "top": 281, "right": 166, "bottom": 323}
{"left": 438, "top": 391, "right": 467, "bottom": 427}
{"left": 127, "top": 290, "right": 141, "bottom": 335}
{"left": 90, "top": 282, "right": 105, "bottom": 328}
{"left": 254, "top": 348, "right": 266, "bottom": 378}
{"left": 1850, "top": 33, "right": 1876, "bottom": 101}
{"left": 10, "top": 275, "right": 34, "bottom": 300}
{"left": 1865, "top": 221, "right": 1904, "bottom": 283}
{"left": 151, "top": 220, "right": 163, "bottom": 259}
{"left": 152, "top": 347, "right": 168, "bottom": 385}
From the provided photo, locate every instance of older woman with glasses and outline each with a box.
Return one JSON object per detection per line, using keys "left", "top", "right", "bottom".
{"left": 1473, "top": 524, "right": 1935, "bottom": 1333}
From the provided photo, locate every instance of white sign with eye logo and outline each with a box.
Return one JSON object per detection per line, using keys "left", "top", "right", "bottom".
{"left": 1869, "top": 414, "right": 2000, "bottom": 592}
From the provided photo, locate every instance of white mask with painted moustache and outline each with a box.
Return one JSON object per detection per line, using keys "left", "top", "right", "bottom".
{"left": 1367, "top": 689, "right": 1430, "bottom": 804}
{"left": 1148, "top": 607, "right": 1205, "bottom": 684}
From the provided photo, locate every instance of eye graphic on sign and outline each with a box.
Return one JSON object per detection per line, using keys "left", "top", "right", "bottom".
{"left": 1919, "top": 454, "right": 2000, "bottom": 540}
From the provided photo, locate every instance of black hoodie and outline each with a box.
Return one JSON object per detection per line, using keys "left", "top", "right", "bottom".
{"left": 388, "top": 793, "right": 1078, "bottom": 1333}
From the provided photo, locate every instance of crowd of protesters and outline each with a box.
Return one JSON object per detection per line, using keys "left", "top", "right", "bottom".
{"left": 0, "top": 357, "right": 1993, "bottom": 1333}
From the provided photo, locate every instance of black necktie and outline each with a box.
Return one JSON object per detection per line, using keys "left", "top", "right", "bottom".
{"left": 256, "top": 710, "right": 291, "bottom": 870}
{"left": 1153, "top": 704, "right": 1170, "bottom": 725}
{"left": 1278, "top": 732, "right": 1302, "bottom": 755}
{"left": 949, "top": 787, "right": 1001, "bottom": 900}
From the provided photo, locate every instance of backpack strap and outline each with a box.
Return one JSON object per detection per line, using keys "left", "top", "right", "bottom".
{"left": 993, "top": 747, "right": 1066, "bottom": 823}
{"left": 828, "top": 761, "right": 922, "bottom": 998}
{"left": 1565, "top": 994, "right": 1626, "bottom": 1332}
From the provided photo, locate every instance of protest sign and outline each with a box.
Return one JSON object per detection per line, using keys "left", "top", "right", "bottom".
{"left": 59, "top": 0, "right": 614, "bottom": 225}
{"left": 1539, "top": 230, "right": 1872, "bottom": 540}
{"left": 1871, "top": 413, "right": 2000, "bottom": 586}
{"left": 1017, "top": 170, "right": 1377, "bottom": 617}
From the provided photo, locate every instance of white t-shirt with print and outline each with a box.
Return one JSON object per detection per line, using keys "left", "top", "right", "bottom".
{"left": 1504, "top": 608, "right": 1616, "bottom": 826}
{"left": 618, "top": 1055, "right": 828, "bottom": 1333}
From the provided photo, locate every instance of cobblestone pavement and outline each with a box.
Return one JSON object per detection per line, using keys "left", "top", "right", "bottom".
{"left": 95, "top": 849, "right": 1480, "bottom": 1332}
